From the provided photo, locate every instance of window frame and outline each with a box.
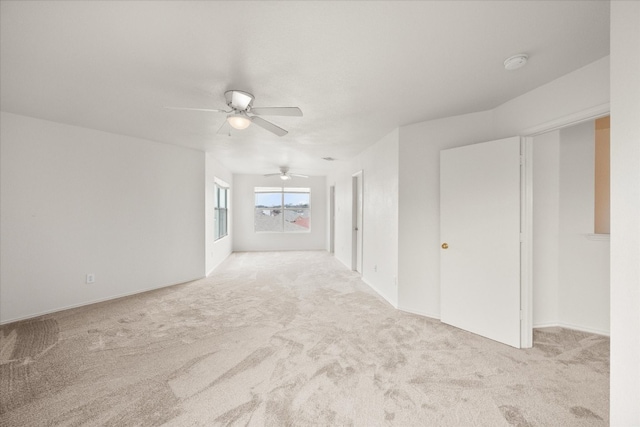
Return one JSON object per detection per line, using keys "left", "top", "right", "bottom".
{"left": 254, "top": 186, "right": 311, "bottom": 233}
{"left": 214, "top": 183, "right": 229, "bottom": 241}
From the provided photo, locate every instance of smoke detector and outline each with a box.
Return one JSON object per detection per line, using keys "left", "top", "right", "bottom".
{"left": 504, "top": 54, "right": 528, "bottom": 71}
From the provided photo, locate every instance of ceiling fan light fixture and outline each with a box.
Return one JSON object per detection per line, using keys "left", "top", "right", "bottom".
{"left": 280, "top": 174, "right": 291, "bottom": 181}
{"left": 227, "top": 113, "right": 251, "bottom": 130}
{"left": 170, "top": 90, "right": 301, "bottom": 136}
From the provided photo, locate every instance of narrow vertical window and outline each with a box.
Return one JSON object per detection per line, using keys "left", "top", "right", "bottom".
{"left": 215, "top": 184, "right": 229, "bottom": 240}
{"left": 594, "top": 116, "right": 610, "bottom": 234}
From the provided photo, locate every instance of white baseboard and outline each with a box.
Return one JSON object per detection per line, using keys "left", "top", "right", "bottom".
{"left": 533, "top": 321, "right": 610, "bottom": 337}
{"left": 336, "top": 256, "right": 353, "bottom": 272}
{"left": 361, "top": 277, "right": 397, "bottom": 309}
{"left": 206, "top": 252, "right": 233, "bottom": 276}
{"left": 0, "top": 277, "right": 204, "bottom": 325}
{"left": 397, "top": 305, "right": 440, "bottom": 321}
{"left": 532, "top": 321, "right": 558, "bottom": 329}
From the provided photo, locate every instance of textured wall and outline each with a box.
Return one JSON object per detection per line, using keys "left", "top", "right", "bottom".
{"left": 0, "top": 112, "right": 205, "bottom": 323}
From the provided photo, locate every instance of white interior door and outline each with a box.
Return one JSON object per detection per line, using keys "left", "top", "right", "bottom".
{"left": 352, "top": 171, "right": 363, "bottom": 273}
{"left": 440, "top": 136, "right": 522, "bottom": 348}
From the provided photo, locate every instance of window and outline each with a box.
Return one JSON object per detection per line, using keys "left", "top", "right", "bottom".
{"left": 255, "top": 187, "right": 310, "bottom": 232}
{"left": 214, "top": 184, "right": 229, "bottom": 240}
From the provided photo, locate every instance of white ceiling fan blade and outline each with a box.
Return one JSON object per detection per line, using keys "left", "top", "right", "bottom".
{"left": 289, "top": 173, "right": 309, "bottom": 178}
{"left": 165, "top": 106, "right": 227, "bottom": 113}
{"left": 263, "top": 173, "right": 282, "bottom": 177}
{"left": 251, "top": 107, "right": 303, "bottom": 117}
{"left": 216, "top": 120, "right": 232, "bottom": 135}
{"left": 250, "top": 116, "right": 288, "bottom": 137}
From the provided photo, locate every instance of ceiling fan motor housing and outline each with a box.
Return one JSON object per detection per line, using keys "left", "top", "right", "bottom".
{"left": 225, "top": 90, "right": 254, "bottom": 111}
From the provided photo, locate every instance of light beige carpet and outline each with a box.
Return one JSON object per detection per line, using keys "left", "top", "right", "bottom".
{"left": 1, "top": 251, "right": 609, "bottom": 426}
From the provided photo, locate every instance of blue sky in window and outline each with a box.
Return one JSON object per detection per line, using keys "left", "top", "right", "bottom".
{"left": 255, "top": 192, "right": 310, "bottom": 208}
{"left": 284, "top": 193, "right": 309, "bottom": 206}
{"left": 255, "top": 193, "right": 281, "bottom": 208}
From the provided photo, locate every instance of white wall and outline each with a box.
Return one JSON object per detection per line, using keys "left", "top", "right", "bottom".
{"left": 328, "top": 129, "right": 399, "bottom": 307}
{"left": 232, "top": 174, "right": 326, "bottom": 252}
{"left": 205, "top": 153, "right": 233, "bottom": 275}
{"left": 0, "top": 112, "right": 205, "bottom": 323}
{"left": 493, "top": 56, "right": 610, "bottom": 137}
{"left": 397, "top": 111, "right": 494, "bottom": 317}
{"left": 531, "top": 130, "right": 560, "bottom": 327}
{"left": 610, "top": 1, "right": 640, "bottom": 424}
{"left": 557, "top": 122, "right": 610, "bottom": 334}
{"left": 358, "top": 130, "right": 399, "bottom": 306}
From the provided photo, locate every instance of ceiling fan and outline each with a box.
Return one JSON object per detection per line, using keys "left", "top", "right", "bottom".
{"left": 166, "top": 90, "right": 302, "bottom": 137}
{"left": 264, "top": 167, "right": 309, "bottom": 181}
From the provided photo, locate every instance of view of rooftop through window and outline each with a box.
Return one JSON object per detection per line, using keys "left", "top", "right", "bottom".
{"left": 255, "top": 187, "right": 310, "bottom": 232}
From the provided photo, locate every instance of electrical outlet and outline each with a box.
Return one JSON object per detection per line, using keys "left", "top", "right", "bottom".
{"left": 86, "top": 273, "right": 95, "bottom": 284}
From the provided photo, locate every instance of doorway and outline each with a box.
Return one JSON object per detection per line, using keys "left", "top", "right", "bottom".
{"left": 530, "top": 118, "right": 610, "bottom": 336}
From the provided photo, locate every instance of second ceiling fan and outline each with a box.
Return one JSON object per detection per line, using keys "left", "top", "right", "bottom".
{"left": 264, "top": 167, "right": 308, "bottom": 181}
{"left": 167, "top": 90, "right": 302, "bottom": 137}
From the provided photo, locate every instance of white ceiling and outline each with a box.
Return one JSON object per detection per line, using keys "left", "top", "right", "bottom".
{"left": 0, "top": 1, "right": 610, "bottom": 176}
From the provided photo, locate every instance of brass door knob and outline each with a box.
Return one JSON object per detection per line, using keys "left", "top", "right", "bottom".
{"left": 441, "top": 243, "right": 449, "bottom": 249}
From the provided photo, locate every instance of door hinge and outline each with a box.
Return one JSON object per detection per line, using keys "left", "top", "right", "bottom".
{"left": 520, "top": 155, "right": 524, "bottom": 165}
